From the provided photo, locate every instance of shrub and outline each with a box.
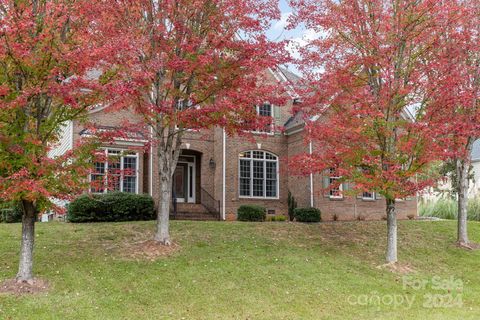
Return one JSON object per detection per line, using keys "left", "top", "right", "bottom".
{"left": 419, "top": 198, "right": 456, "bottom": 220}
{"left": 0, "top": 202, "right": 23, "bottom": 223}
{"left": 67, "top": 192, "right": 155, "bottom": 223}
{"left": 294, "top": 207, "right": 321, "bottom": 223}
{"left": 266, "top": 215, "right": 287, "bottom": 222}
{"left": 287, "top": 191, "right": 297, "bottom": 222}
{"left": 419, "top": 197, "right": 480, "bottom": 221}
{"left": 237, "top": 205, "right": 266, "bottom": 222}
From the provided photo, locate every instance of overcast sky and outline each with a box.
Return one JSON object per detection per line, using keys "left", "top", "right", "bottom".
{"left": 266, "top": 1, "right": 319, "bottom": 74}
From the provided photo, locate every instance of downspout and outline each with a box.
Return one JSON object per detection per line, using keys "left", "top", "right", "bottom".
{"left": 222, "top": 129, "right": 226, "bottom": 220}
{"left": 149, "top": 126, "right": 153, "bottom": 196}
{"left": 309, "top": 140, "right": 314, "bottom": 207}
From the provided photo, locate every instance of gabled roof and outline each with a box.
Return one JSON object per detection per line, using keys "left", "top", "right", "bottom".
{"left": 284, "top": 111, "right": 306, "bottom": 133}
{"left": 268, "top": 66, "right": 302, "bottom": 100}
{"left": 277, "top": 66, "right": 302, "bottom": 84}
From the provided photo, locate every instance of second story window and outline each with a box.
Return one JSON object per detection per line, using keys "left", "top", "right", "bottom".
{"left": 258, "top": 103, "right": 272, "bottom": 117}
{"left": 254, "top": 103, "right": 273, "bottom": 134}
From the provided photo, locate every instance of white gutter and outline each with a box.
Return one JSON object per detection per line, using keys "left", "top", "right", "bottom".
{"left": 149, "top": 126, "right": 154, "bottom": 196}
{"left": 309, "top": 141, "right": 314, "bottom": 207}
{"left": 222, "top": 129, "right": 226, "bottom": 220}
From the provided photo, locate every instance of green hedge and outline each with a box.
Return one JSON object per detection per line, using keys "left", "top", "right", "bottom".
{"left": 67, "top": 192, "right": 155, "bottom": 223}
{"left": 0, "top": 201, "right": 23, "bottom": 223}
{"left": 237, "top": 205, "right": 266, "bottom": 222}
{"left": 0, "top": 208, "right": 23, "bottom": 223}
{"left": 294, "top": 207, "right": 321, "bottom": 223}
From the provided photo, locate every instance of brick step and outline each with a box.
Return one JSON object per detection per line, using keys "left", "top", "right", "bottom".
{"left": 173, "top": 203, "right": 209, "bottom": 214}
{"left": 170, "top": 213, "right": 218, "bottom": 221}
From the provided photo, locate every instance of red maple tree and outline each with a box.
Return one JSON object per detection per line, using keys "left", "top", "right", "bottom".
{"left": 92, "top": 0, "right": 289, "bottom": 244}
{"left": 289, "top": 0, "right": 465, "bottom": 263}
{"left": 425, "top": 1, "right": 479, "bottom": 247}
{"left": 0, "top": 0, "right": 107, "bottom": 282}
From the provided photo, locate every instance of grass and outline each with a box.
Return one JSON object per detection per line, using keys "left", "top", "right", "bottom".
{"left": 420, "top": 197, "right": 480, "bottom": 221}
{"left": 0, "top": 220, "right": 479, "bottom": 319}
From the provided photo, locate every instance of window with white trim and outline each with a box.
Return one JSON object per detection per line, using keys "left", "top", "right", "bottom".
{"left": 359, "top": 167, "right": 374, "bottom": 200}
{"left": 362, "top": 191, "right": 375, "bottom": 200}
{"left": 253, "top": 103, "right": 273, "bottom": 133}
{"left": 329, "top": 168, "right": 343, "bottom": 198}
{"left": 90, "top": 149, "right": 138, "bottom": 194}
{"left": 239, "top": 151, "right": 278, "bottom": 198}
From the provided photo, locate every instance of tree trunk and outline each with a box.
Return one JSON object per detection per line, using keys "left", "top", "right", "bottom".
{"left": 153, "top": 122, "right": 183, "bottom": 246}
{"left": 385, "top": 199, "right": 397, "bottom": 263}
{"left": 456, "top": 157, "right": 470, "bottom": 245}
{"left": 155, "top": 171, "right": 172, "bottom": 245}
{"left": 16, "top": 200, "right": 36, "bottom": 283}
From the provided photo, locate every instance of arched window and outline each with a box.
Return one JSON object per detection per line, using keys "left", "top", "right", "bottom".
{"left": 239, "top": 151, "right": 278, "bottom": 198}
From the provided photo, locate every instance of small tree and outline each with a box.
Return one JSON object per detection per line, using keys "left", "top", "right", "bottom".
{"left": 287, "top": 190, "right": 297, "bottom": 221}
{"left": 0, "top": 0, "right": 104, "bottom": 283}
{"left": 290, "top": 0, "right": 463, "bottom": 263}
{"left": 94, "top": 0, "right": 288, "bottom": 245}
{"left": 425, "top": 1, "right": 479, "bottom": 246}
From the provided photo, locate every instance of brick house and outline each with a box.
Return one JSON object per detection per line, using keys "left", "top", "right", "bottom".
{"left": 50, "top": 67, "right": 417, "bottom": 221}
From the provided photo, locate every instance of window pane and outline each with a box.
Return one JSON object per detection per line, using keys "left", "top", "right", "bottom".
{"left": 240, "top": 178, "right": 250, "bottom": 196}
{"left": 123, "top": 176, "right": 136, "bottom": 193}
{"left": 253, "top": 179, "right": 264, "bottom": 197}
{"left": 265, "top": 153, "right": 277, "bottom": 160}
{"left": 240, "top": 151, "right": 251, "bottom": 158}
{"left": 266, "top": 179, "right": 277, "bottom": 197}
{"left": 363, "top": 191, "right": 374, "bottom": 199}
{"left": 108, "top": 175, "right": 121, "bottom": 192}
{"left": 90, "top": 174, "right": 104, "bottom": 193}
{"left": 329, "top": 177, "right": 341, "bottom": 197}
{"left": 108, "top": 160, "right": 121, "bottom": 173}
{"left": 239, "top": 159, "right": 251, "bottom": 196}
{"left": 108, "top": 159, "right": 121, "bottom": 192}
{"left": 253, "top": 160, "right": 264, "bottom": 196}
{"left": 108, "top": 149, "right": 121, "bottom": 155}
{"left": 266, "top": 162, "right": 276, "bottom": 179}
{"left": 253, "top": 160, "right": 264, "bottom": 178}
{"left": 258, "top": 104, "right": 272, "bottom": 117}
{"left": 123, "top": 157, "right": 137, "bottom": 176}
{"left": 253, "top": 151, "right": 264, "bottom": 159}
{"left": 240, "top": 160, "right": 251, "bottom": 178}
{"left": 94, "top": 162, "right": 105, "bottom": 174}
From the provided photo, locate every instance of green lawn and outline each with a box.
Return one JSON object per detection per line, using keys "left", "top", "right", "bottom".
{"left": 0, "top": 220, "right": 479, "bottom": 319}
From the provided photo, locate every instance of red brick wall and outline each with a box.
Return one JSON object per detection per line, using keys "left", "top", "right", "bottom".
{"left": 73, "top": 108, "right": 147, "bottom": 195}
{"left": 72, "top": 72, "right": 418, "bottom": 221}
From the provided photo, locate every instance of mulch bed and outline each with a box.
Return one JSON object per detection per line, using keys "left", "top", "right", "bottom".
{"left": 0, "top": 278, "right": 49, "bottom": 296}
{"left": 117, "top": 240, "right": 181, "bottom": 261}
{"left": 456, "top": 242, "right": 480, "bottom": 250}
{"left": 377, "top": 262, "right": 416, "bottom": 274}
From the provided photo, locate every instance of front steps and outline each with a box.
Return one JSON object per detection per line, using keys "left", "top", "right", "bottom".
{"left": 170, "top": 203, "right": 219, "bottom": 221}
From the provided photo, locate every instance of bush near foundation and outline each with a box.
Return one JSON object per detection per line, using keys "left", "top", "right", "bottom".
{"left": 67, "top": 192, "right": 155, "bottom": 223}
